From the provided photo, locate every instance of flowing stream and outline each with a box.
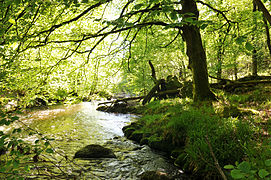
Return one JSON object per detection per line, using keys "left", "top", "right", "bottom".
{"left": 17, "top": 102, "right": 186, "bottom": 179}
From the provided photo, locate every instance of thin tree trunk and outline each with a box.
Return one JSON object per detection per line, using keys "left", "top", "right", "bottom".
{"left": 181, "top": 0, "right": 216, "bottom": 101}
{"left": 217, "top": 35, "right": 223, "bottom": 82}
{"left": 252, "top": 49, "right": 258, "bottom": 76}
{"left": 252, "top": 3, "right": 258, "bottom": 76}
{"left": 263, "top": 17, "right": 271, "bottom": 55}
{"left": 234, "top": 60, "right": 238, "bottom": 80}
{"left": 254, "top": 0, "right": 271, "bottom": 25}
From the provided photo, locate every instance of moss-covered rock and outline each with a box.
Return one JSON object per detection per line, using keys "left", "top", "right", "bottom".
{"left": 140, "top": 137, "right": 149, "bottom": 145}
{"left": 148, "top": 137, "right": 175, "bottom": 153}
{"left": 129, "top": 131, "right": 144, "bottom": 142}
{"left": 123, "top": 127, "right": 136, "bottom": 138}
{"left": 74, "top": 144, "right": 116, "bottom": 159}
{"left": 122, "top": 122, "right": 143, "bottom": 138}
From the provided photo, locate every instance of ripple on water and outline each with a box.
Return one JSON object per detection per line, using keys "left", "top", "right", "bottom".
{"left": 15, "top": 102, "right": 187, "bottom": 179}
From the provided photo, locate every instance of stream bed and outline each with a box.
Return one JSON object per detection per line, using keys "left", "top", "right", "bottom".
{"left": 18, "top": 102, "right": 187, "bottom": 179}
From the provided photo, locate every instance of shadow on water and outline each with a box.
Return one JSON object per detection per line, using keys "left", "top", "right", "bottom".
{"left": 17, "top": 102, "right": 187, "bottom": 179}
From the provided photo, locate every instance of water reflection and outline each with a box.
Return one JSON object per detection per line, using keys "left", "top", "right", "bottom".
{"left": 18, "top": 102, "right": 185, "bottom": 179}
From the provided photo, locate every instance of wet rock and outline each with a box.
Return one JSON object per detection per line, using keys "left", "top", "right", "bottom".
{"left": 123, "top": 127, "right": 136, "bottom": 138}
{"left": 129, "top": 131, "right": 144, "bottom": 142}
{"left": 140, "top": 137, "right": 149, "bottom": 145}
{"left": 74, "top": 144, "right": 116, "bottom": 159}
{"left": 148, "top": 138, "right": 175, "bottom": 154}
{"left": 140, "top": 170, "right": 173, "bottom": 180}
{"left": 123, "top": 122, "right": 143, "bottom": 138}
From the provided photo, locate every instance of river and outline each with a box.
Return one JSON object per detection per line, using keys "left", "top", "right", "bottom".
{"left": 12, "top": 102, "right": 186, "bottom": 179}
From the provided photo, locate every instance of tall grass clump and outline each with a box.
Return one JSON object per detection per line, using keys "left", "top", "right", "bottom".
{"left": 139, "top": 98, "right": 256, "bottom": 179}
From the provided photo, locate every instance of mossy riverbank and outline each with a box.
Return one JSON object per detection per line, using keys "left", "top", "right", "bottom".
{"left": 120, "top": 86, "right": 271, "bottom": 179}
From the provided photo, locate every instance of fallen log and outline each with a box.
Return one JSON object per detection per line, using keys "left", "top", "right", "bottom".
{"left": 210, "top": 80, "right": 271, "bottom": 92}
{"left": 156, "top": 89, "right": 179, "bottom": 97}
{"left": 142, "top": 79, "right": 164, "bottom": 105}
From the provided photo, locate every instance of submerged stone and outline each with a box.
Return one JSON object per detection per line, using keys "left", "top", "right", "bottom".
{"left": 74, "top": 144, "right": 116, "bottom": 159}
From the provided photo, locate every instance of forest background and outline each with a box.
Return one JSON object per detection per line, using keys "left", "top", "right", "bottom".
{"left": 1, "top": 0, "right": 271, "bottom": 179}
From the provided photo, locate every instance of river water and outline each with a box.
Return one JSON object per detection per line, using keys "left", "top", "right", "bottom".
{"left": 16, "top": 102, "right": 186, "bottom": 179}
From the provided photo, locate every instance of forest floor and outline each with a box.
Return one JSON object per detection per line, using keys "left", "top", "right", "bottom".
{"left": 121, "top": 84, "right": 271, "bottom": 179}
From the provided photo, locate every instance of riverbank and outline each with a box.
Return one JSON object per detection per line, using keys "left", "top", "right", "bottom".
{"left": 117, "top": 85, "right": 271, "bottom": 179}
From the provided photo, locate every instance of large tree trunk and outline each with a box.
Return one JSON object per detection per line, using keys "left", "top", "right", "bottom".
{"left": 181, "top": 0, "right": 216, "bottom": 101}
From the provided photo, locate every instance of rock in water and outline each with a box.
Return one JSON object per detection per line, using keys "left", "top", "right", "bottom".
{"left": 74, "top": 144, "right": 116, "bottom": 159}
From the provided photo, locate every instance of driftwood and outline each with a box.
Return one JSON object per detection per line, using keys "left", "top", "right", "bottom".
{"left": 98, "top": 96, "right": 144, "bottom": 106}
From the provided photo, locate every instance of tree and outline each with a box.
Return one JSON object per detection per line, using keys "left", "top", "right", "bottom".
{"left": 1, "top": 0, "right": 220, "bottom": 102}
{"left": 181, "top": 0, "right": 216, "bottom": 101}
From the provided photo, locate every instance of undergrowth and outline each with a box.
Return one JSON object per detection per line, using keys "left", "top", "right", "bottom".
{"left": 136, "top": 91, "right": 270, "bottom": 179}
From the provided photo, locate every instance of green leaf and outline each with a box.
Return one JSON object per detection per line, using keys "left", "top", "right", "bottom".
{"left": 245, "top": 42, "right": 254, "bottom": 51}
{"left": 237, "top": 161, "right": 251, "bottom": 173}
{"left": 170, "top": 11, "right": 178, "bottom": 20}
{"left": 8, "top": 19, "right": 16, "bottom": 24}
{"left": 224, "top": 165, "right": 235, "bottom": 169}
{"left": 265, "top": 159, "right": 271, "bottom": 166}
{"left": 200, "top": 23, "right": 209, "bottom": 30}
{"left": 231, "top": 169, "right": 245, "bottom": 179}
{"left": 236, "top": 36, "right": 245, "bottom": 45}
{"left": 134, "top": 3, "right": 144, "bottom": 10}
{"left": 258, "top": 169, "right": 269, "bottom": 178}
{"left": 44, "top": 141, "right": 49, "bottom": 147}
{"left": 45, "top": 148, "right": 54, "bottom": 153}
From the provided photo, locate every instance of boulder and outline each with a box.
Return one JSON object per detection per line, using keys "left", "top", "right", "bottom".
{"left": 74, "top": 144, "right": 116, "bottom": 159}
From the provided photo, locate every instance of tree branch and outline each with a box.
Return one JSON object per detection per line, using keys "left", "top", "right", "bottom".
{"left": 29, "top": 0, "right": 112, "bottom": 38}
{"left": 196, "top": 0, "right": 235, "bottom": 24}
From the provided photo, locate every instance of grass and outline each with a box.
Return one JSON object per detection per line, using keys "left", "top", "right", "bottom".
{"left": 134, "top": 85, "right": 271, "bottom": 179}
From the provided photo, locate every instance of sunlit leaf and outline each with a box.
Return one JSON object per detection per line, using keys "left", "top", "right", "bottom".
{"left": 8, "top": 19, "right": 16, "bottom": 24}
{"left": 224, "top": 165, "right": 235, "bottom": 169}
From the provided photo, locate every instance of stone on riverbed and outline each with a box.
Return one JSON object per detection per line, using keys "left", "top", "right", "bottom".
{"left": 74, "top": 144, "right": 116, "bottom": 159}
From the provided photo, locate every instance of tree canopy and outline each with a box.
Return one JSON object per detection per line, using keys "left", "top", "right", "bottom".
{"left": 1, "top": 0, "right": 271, "bottom": 104}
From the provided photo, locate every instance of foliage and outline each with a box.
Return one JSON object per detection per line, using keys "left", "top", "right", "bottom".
{"left": 137, "top": 98, "right": 256, "bottom": 177}
{"left": 0, "top": 110, "right": 55, "bottom": 179}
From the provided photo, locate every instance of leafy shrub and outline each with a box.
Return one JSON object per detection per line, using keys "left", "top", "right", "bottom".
{"left": 0, "top": 110, "right": 55, "bottom": 179}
